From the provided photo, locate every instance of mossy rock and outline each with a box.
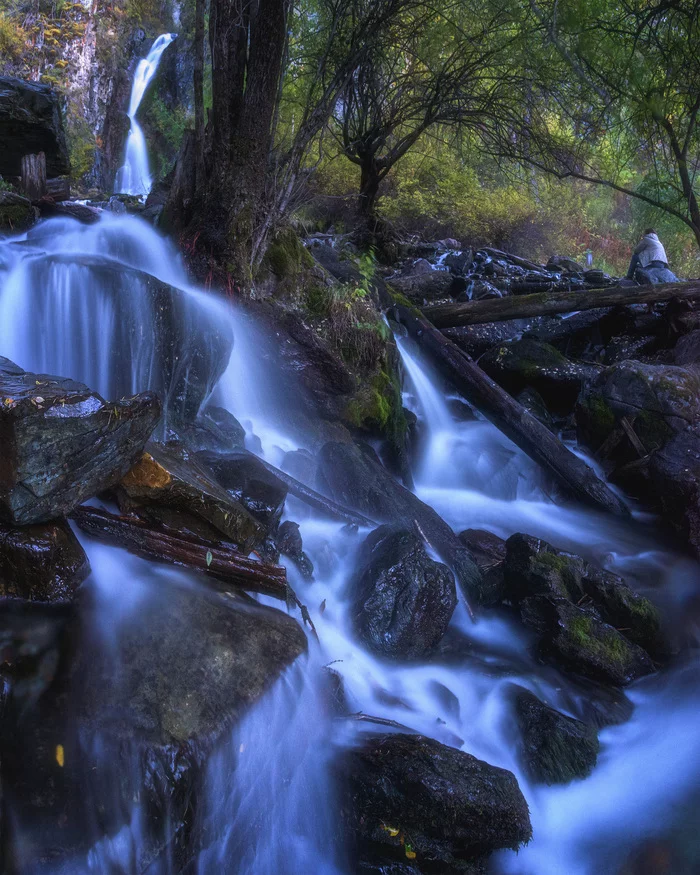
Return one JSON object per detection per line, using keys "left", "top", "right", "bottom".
{"left": 512, "top": 688, "right": 599, "bottom": 784}
{"left": 577, "top": 360, "right": 700, "bottom": 455}
{"left": 0, "top": 191, "right": 35, "bottom": 232}
{"left": 521, "top": 596, "right": 655, "bottom": 686}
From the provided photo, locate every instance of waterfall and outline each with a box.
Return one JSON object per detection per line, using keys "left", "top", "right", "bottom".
{"left": 115, "top": 33, "right": 176, "bottom": 197}
{"left": 1, "top": 214, "right": 700, "bottom": 874}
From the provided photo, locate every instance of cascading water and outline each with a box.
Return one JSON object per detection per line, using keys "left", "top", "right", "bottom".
{"left": 115, "top": 34, "right": 176, "bottom": 197}
{"left": 1, "top": 208, "right": 700, "bottom": 874}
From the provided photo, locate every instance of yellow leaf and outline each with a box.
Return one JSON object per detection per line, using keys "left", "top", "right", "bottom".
{"left": 405, "top": 849, "right": 417, "bottom": 860}
{"left": 55, "top": 744, "right": 64, "bottom": 767}
{"left": 381, "top": 824, "right": 400, "bottom": 838}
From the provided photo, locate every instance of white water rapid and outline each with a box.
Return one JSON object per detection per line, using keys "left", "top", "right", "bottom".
{"left": 0, "top": 211, "right": 699, "bottom": 874}
{"left": 115, "top": 33, "right": 176, "bottom": 196}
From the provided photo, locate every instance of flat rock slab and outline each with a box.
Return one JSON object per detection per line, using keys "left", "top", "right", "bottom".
{"left": 0, "top": 357, "right": 161, "bottom": 524}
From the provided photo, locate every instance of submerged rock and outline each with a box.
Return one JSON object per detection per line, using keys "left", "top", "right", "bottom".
{"left": 275, "top": 520, "right": 314, "bottom": 581}
{"left": 351, "top": 526, "right": 457, "bottom": 659}
{"left": 119, "top": 442, "right": 268, "bottom": 552}
{"left": 0, "top": 520, "right": 89, "bottom": 602}
{"left": 0, "top": 357, "right": 160, "bottom": 525}
{"left": 339, "top": 733, "right": 532, "bottom": 874}
{"left": 2, "top": 586, "right": 307, "bottom": 871}
{"left": 457, "top": 528, "right": 507, "bottom": 607}
{"left": 512, "top": 688, "right": 599, "bottom": 784}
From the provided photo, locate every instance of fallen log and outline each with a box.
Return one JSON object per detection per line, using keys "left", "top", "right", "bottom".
{"left": 424, "top": 280, "right": 700, "bottom": 328}
{"left": 481, "top": 247, "right": 546, "bottom": 273}
{"left": 71, "top": 505, "right": 288, "bottom": 600}
{"left": 390, "top": 305, "right": 629, "bottom": 517}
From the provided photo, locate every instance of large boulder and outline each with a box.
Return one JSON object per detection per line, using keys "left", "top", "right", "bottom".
{"left": 0, "top": 76, "right": 70, "bottom": 178}
{"left": 520, "top": 596, "right": 654, "bottom": 686}
{"left": 339, "top": 733, "right": 532, "bottom": 874}
{"left": 504, "top": 534, "right": 665, "bottom": 658}
{"left": 0, "top": 520, "right": 89, "bottom": 602}
{"left": 480, "top": 338, "right": 600, "bottom": 413}
{"left": 389, "top": 271, "right": 458, "bottom": 305}
{"left": 351, "top": 526, "right": 457, "bottom": 659}
{"left": 577, "top": 360, "right": 700, "bottom": 456}
{"left": 317, "top": 441, "right": 482, "bottom": 603}
{"left": 118, "top": 442, "right": 269, "bottom": 552}
{"left": 512, "top": 688, "right": 599, "bottom": 785}
{"left": 0, "top": 357, "right": 160, "bottom": 525}
{"left": 648, "top": 426, "right": 700, "bottom": 559}
{"left": 2, "top": 586, "right": 307, "bottom": 871}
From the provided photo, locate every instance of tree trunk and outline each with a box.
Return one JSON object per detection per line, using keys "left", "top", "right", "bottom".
{"left": 390, "top": 304, "right": 630, "bottom": 517}
{"left": 193, "top": 0, "right": 206, "bottom": 190}
{"left": 423, "top": 280, "right": 700, "bottom": 328}
{"left": 21, "top": 153, "right": 46, "bottom": 202}
{"left": 358, "top": 159, "right": 381, "bottom": 217}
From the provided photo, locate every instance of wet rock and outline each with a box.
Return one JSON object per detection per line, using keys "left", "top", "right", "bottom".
{"left": 339, "top": 733, "right": 531, "bottom": 874}
{"left": 275, "top": 520, "right": 314, "bottom": 581}
{"left": 480, "top": 338, "right": 600, "bottom": 413}
{"left": 0, "top": 520, "right": 89, "bottom": 602}
{"left": 0, "top": 357, "right": 160, "bottom": 525}
{"left": 577, "top": 361, "right": 700, "bottom": 456}
{"left": 603, "top": 335, "right": 658, "bottom": 365}
{"left": 317, "top": 441, "right": 482, "bottom": 603}
{"left": 516, "top": 387, "right": 557, "bottom": 432}
{"left": 457, "top": 529, "right": 507, "bottom": 607}
{"left": 0, "top": 76, "right": 70, "bottom": 178}
{"left": 184, "top": 405, "right": 247, "bottom": 452}
{"left": 648, "top": 426, "right": 700, "bottom": 559}
{"left": 119, "top": 442, "right": 267, "bottom": 552}
{"left": 504, "top": 534, "right": 664, "bottom": 657}
{"left": 512, "top": 687, "right": 599, "bottom": 784}
{"left": 196, "top": 450, "right": 288, "bottom": 530}
{"left": 674, "top": 329, "right": 700, "bottom": 368}
{"left": 443, "top": 249, "right": 472, "bottom": 274}
{"left": 0, "top": 190, "right": 35, "bottom": 232}
{"left": 520, "top": 596, "right": 655, "bottom": 686}
{"left": 547, "top": 255, "right": 585, "bottom": 273}
{"left": 36, "top": 199, "right": 100, "bottom": 224}
{"left": 389, "top": 271, "right": 457, "bottom": 305}
{"left": 2, "top": 586, "right": 306, "bottom": 871}
{"left": 351, "top": 526, "right": 457, "bottom": 658}
{"left": 401, "top": 258, "right": 433, "bottom": 276}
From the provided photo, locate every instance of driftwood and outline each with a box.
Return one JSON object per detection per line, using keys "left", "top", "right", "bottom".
{"left": 21, "top": 153, "right": 46, "bottom": 202}
{"left": 71, "top": 505, "right": 288, "bottom": 600}
{"left": 390, "top": 305, "right": 629, "bottom": 517}
{"left": 424, "top": 280, "right": 700, "bottom": 328}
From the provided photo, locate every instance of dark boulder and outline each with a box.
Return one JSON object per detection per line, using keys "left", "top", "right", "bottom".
{"left": 351, "top": 526, "right": 456, "bottom": 659}
{"left": 0, "top": 520, "right": 89, "bottom": 602}
{"left": 480, "top": 338, "right": 600, "bottom": 413}
{"left": 457, "top": 529, "right": 507, "bottom": 607}
{"left": 317, "top": 441, "right": 482, "bottom": 604}
{"left": 275, "top": 520, "right": 314, "bottom": 581}
{"left": 674, "top": 329, "right": 700, "bottom": 368}
{"left": 504, "top": 534, "right": 665, "bottom": 658}
{"left": 339, "top": 732, "right": 531, "bottom": 874}
{"left": 0, "top": 357, "right": 160, "bottom": 525}
{"left": 119, "top": 442, "right": 268, "bottom": 552}
{"left": 0, "top": 76, "right": 70, "bottom": 178}
{"left": 520, "top": 596, "right": 655, "bottom": 686}
{"left": 577, "top": 360, "right": 700, "bottom": 456}
{"left": 512, "top": 688, "right": 599, "bottom": 784}
{"left": 648, "top": 426, "right": 700, "bottom": 559}
{"left": 189, "top": 405, "right": 246, "bottom": 452}
{"left": 0, "top": 190, "right": 35, "bottom": 232}
{"left": 2, "top": 586, "right": 307, "bottom": 871}
{"left": 547, "top": 255, "right": 585, "bottom": 274}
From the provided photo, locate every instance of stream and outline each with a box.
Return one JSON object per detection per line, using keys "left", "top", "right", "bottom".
{"left": 0, "top": 43, "right": 700, "bottom": 873}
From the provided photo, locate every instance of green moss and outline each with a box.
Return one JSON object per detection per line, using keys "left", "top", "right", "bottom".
{"left": 386, "top": 286, "right": 421, "bottom": 315}
{"left": 583, "top": 394, "right": 616, "bottom": 435}
{"left": 0, "top": 201, "right": 34, "bottom": 232}
{"left": 568, "top": 615, "right": 630, "bottom": 666}
{"left": 265, "top": 229, "right": 313, "bottom": 279}
{"left": 634, "top": 408, "right": 673, "bottom": 449}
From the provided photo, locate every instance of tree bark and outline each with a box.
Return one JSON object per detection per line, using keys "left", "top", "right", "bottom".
{"left": 390, "top": 304, "right": 630, "bottom": 517}
{"left": 193, "top": 0, "right": 206, "bottom": 190}
{"left": 358, "top": 158, "right": 381, "bottom": 217}
{"left": 423, "top": 280, "right": 700, "bottom": 328}
{"left": 21, "top": 152, "right": 46, "bottom": 202}
{"left": 71, "top": 505, "right": 288, "bottom": 600}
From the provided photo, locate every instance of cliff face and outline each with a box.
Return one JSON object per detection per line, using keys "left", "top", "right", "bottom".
{"left": 0, "top": 0, "right": 192, "bottom": 192}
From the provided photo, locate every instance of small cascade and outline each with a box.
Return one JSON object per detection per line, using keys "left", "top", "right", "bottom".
{"left": 115, "top": 33, "right": 176, "bottom": 197}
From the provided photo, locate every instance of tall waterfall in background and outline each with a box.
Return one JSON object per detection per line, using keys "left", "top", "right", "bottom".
{"left": 115, "top": 33, "right": 176, "bottom": 197}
